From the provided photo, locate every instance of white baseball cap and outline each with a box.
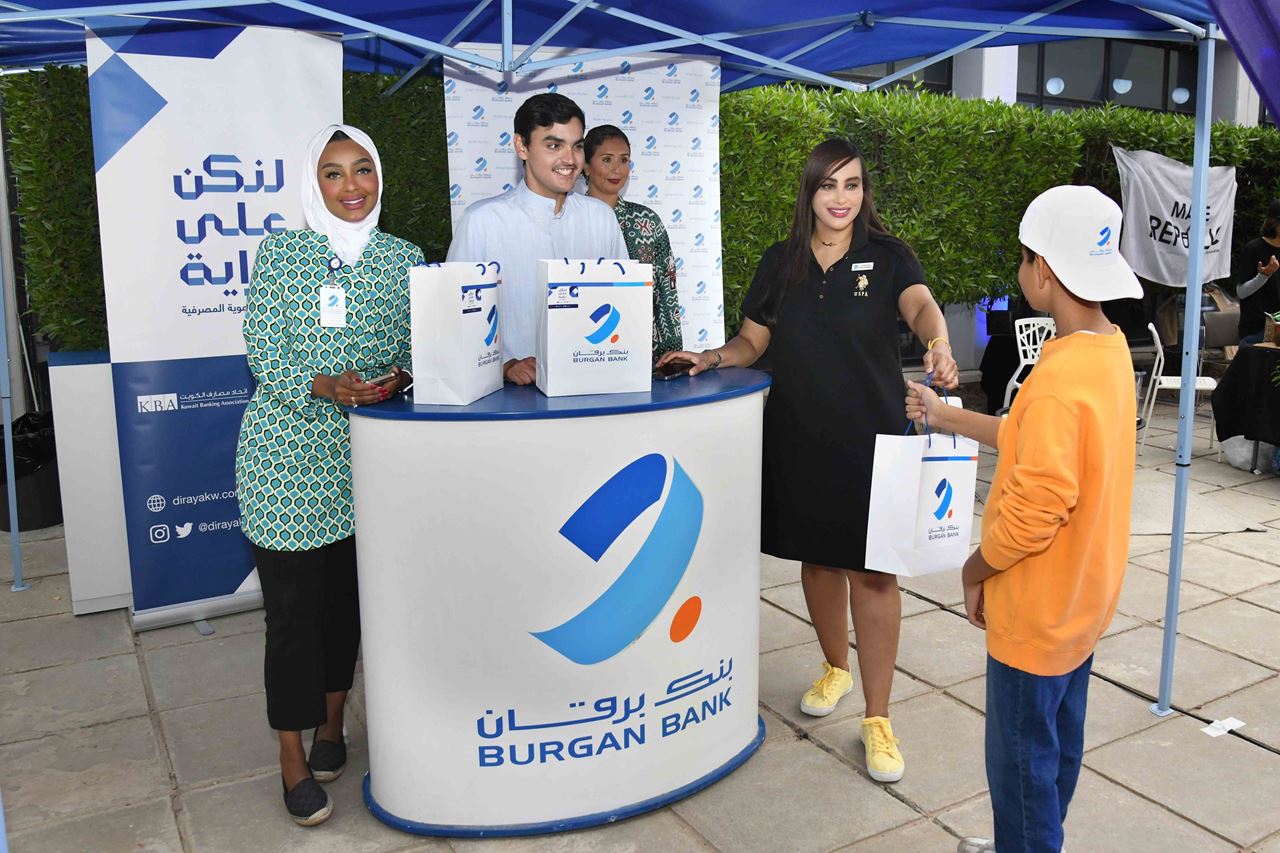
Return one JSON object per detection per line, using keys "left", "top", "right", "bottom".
{"left": 1018, "top": 185, "right": 1142, "bottom": 301}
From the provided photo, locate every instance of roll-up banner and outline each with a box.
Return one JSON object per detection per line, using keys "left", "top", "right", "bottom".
{"left": 444, "top": 46, "right": 725, "bottom": 350}
{"left": 86, "top": 20, "right": 341, "bottom": 628}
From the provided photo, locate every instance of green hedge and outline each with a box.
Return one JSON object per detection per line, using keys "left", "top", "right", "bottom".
{"left": 2, "top": 70, "right": 1279, "bottom": 349}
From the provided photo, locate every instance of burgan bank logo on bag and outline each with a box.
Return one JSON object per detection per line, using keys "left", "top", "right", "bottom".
{"left": 933, "top": 478, "right": 954, "bottom": 521}
{"left": 585, "top": 303, "right": 622, "bottom": 345}
{"left": 485, "top": 304, "right": 499, "bottom": 347}
{"left": 533, "top": 454, "right": 705, "bottom": 665}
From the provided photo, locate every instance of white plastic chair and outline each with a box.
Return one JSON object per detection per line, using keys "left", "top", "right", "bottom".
{"left": 1001, "top": 317, "right": 1057, "bottom": 410}
{"left": 1139, "top": 322, "right": 1217, "bottom": 456}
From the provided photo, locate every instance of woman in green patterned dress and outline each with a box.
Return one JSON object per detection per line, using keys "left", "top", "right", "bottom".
{"left": 235, "top": 124, "right": 422, "bottom": 827}
{"left": 583, "top": 125, "right": 684, "bottom": 361}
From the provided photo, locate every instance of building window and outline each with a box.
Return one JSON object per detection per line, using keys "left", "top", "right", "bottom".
{"left": 1017, "top": 39, "right": 1196, "bottom": 115}
{"left": 839, "top": 56, "right": 953, "bottom": 94}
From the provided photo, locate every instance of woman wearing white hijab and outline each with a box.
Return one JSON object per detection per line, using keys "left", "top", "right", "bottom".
{"left": 235, "top": 124, "right": 423, "bottom": 827}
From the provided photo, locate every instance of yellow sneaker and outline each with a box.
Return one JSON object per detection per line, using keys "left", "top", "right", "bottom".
{"left": 861, "top": 716, "right": 905, "bottom": 782}
{"left": 799, "top": 662, "right": 853, "bottom": 716}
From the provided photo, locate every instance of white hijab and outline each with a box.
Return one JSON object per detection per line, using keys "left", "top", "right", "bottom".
{"left": 301, "top": 123, "right": 383, "bottom": 267}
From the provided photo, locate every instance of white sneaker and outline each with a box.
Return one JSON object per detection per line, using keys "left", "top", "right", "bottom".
{"left": 957, "top": 838, "right": 995, "bottom": 853}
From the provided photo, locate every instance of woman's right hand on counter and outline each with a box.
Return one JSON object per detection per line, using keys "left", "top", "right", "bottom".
{"left": 314, "top": 370, "right": 386, "bottom": 406}
{"left": 657, "top": 349, "right": 719, "bottom": 377}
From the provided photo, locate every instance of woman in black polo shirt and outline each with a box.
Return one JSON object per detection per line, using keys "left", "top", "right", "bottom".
{"left": 1236, "top": 199, "right": 1280, "bottom": 346}
{"left": 659, "top": 137, "right": 956, "bottom": 784}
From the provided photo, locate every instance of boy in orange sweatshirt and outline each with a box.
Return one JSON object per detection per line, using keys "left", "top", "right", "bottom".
{"left": 907, "top": 185, "right": 1139, "bottom": 853}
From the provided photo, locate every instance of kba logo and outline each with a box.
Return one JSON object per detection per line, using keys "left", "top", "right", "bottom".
{"left": 572, "top": 61, "right": 585, "bottom": 73}
{"left": 674, "top": 257, "right": 685, "bottom": 271}
{"left": 667, "top": 112, "right": 680, "bottom": 127}
{"left": 693, "top": 185, "right": 704, "bottom": 199}
{"left": 532, "top": 454, "right": 704, "bottom": 664}
{"left": 498, "top": 131, "right": 512, "bottom": 147}
{"left": 710, "top": 66, "right": 722, "bottom": 80}
{"left": 695, "top": 280, "right": 707, "bottom": 295}
{"left": 621, "top": 110, "right": 634, "bottom": 125}
{"left": 691, "top": 137, "right": 702, "bottom": 151}
{"left": 444, "top": 79, "right": 456, "bottom": 94}
{"left": 586, "top": 303, "right": 622, "bottom": 344}
{"left": 596, "top": 84, "right": 609, "bottom": 99}
{"left": 690, "top": 88, "right": 700, "bottom": 103}
{"left": 665, "top": 63, "right": 678, "bottom": 78}
{"left": 669, "top": 160, "right": 681, "bottom": 175}
{"left": 547, "top": 83, "right": 559, "bottom": 93}
{"left": 446, "top": 131, "right": 459, "bottom": 147}
{"left": 647, "top": 185, "right": 659, "bottom": 199}
{"left": 472, "top": 105, "right": 485, "bottom": 120}
{"left": 697, "top": 328, "right": 709, "bottom": 342}
{"left": 644, "top": 136, "right": 657, "bottom": 150}
{"left": 694, "top": 233, "right": 705, "bottom": 247}
{"left": 449, "top": 184, "right": 462, "bottom": 199}
{"left": 619, "top": 60, "right": 632, "bottom": 75}
{"left": 671, "top": 209, "right": 683, "bottom": 223}
{"left": 643, "top": 87, "right": 655, "bottom": 101}
{"left": 716, "top": 303, "right": 724, "bottom": 318}
{"left": 678, "top": 304, "right": 687, "bottom": 319}
{"left": 474, "top": 156, "right": 488, "bottom": 172}
{"left": 137, "top": 393, "right": 178, "bottom": 413}
{"left": 485, "top": 305, "right": 499, "bottom": 346}
{"left": 496, "top": 80, "right": 509, "bottom": 95}
{"left": 712, "top": 161, "right": 720, "bottom": 175}
{"left": 711, "top": 114, "right": 720, "bottom": 127}
{"left": 933, "top": 478, "right": 955, "bottom": 521}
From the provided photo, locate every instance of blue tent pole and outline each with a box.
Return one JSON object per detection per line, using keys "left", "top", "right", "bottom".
{"left": 1152, "top": 24, "right": 1216, "bottom": 717}
{"left": 0, "top": 242, "right": 24, "bottom": 593}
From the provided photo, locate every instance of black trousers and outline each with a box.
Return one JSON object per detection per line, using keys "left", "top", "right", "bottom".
{"left": 253, "top": 536, "right": 361, "bottom": 732}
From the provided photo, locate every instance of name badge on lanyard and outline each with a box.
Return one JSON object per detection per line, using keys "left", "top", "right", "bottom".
{"left": 320, "top": 257, "right": 347, "bottom": 328}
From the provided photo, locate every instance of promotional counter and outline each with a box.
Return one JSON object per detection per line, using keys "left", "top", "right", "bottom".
{"left": 346, "top": 367, "right": 770, "bottom": 836}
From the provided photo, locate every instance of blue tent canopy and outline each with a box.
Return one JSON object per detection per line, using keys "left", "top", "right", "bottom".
{"left": 0, "top": 0, "right": 1215, "bottom": 83}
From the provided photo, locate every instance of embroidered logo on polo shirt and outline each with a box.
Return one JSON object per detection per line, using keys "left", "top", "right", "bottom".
{"left": 853, "top": 274, "right": 870, "bottom": 297}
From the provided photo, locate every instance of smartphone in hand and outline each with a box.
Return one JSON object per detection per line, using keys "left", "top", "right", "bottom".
{"left": 654, "top": 358, "right": 695, "bottom": 380}
{"left": 365, "top": 371, "right": 397, "bottom": 386}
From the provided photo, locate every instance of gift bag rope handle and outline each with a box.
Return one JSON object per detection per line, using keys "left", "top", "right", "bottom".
{"left": 902, "top": 371, "right": 957, "bottom": 449}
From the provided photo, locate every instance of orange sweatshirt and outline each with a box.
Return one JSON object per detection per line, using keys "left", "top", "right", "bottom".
{"left": 980, "top": 327, "right": 1135, "bottom": 677}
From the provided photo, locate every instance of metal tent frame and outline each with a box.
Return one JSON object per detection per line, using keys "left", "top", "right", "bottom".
{"left": 0, "top": 0, "right": 1224, "bottom": 717}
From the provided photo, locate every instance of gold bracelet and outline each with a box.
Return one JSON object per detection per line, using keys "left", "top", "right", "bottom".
{"left": 926, "top": 337, "right": 951, "bottom": 351}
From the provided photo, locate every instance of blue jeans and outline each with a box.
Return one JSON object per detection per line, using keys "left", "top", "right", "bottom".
{"left": 985, "top": 654, "right": 1092, "bottom": 853}
{"left": 1240, "top": 331, "right": 1265, "bottom": 346}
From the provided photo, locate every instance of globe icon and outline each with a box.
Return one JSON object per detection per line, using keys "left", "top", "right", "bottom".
{"left": 146, "top": 494, "right": 166, "bottom": 513}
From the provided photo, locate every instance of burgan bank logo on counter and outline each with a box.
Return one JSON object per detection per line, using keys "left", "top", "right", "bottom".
{"left": 533, "top": 453, "right": 705, "bottom": 665}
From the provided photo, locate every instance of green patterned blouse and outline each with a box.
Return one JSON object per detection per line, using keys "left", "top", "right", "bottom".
{"left": 235, "top": 228, "right": 423, "bottom": 551}
{"left": 614, "top": 199, "right": 684, "bottom": 359}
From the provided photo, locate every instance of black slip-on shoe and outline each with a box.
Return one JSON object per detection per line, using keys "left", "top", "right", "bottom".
{"left": 308, "top": 734, "right": 347, "bottom": 783}
{"left": 282, "top": 775, "right": 332, "bottom": 826}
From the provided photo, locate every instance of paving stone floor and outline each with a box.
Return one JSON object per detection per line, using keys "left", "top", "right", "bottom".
{"left": 2, "top": 403, "right": 1279, "bottom": 852}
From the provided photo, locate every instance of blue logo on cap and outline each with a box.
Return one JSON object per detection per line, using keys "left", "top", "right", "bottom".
{"left": 532, "top": 454, "right": 704, "bottom": 665}
{"left": 586, "top": 303, "right": 622, "bottom": 344}
{"left": 1097, "top": 226, "right": 1112, "bottom": 247}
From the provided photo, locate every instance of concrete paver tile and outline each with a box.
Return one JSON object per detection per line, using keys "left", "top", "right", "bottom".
{"left": 0, "top": 575, "right": 71, "bottom": 623}
{"left": 1132, "top": 542, "right": 1280, "bottom": 595}
{"left": 144, "top": 630, "right": 264, "bottom": 711}
{"left": 896, "top": 610, "right": 986, "bottom": 687}
{"left": 758, "top": 601, "right": 815, "bottom": 653}
{"left": 811, "top": 692, "right": 986, "bottom": 812}
{"left": 1102, "top": 612, "right": 1141, "bottom": 638}
{"left": 7, "top": 798, "right": 182, "bottom": 853}
{"left": 1086, "top": 715, "right": 1280, "bottom": 847}
{"left": 1199, "top": 675, "right": 1280, "bottom": 752}
{"left": 1236, "top": 476, "right": 1280, "bottom": 502}
{"left": 897, "top": 568, "right": 965, "bottom": 607}
{"left": 938, "top": 767, "right": 1236, "bottom": 852}
{"left": 759, "top": 554, "right": 797, "bottom": 590}
{"left": 0, "top": 611, "right": 133, "bottom": 675}
{"left": 1158, "top": 460, "right": 1270, "bottom": 489}
{"left": 1205, "top": 531, "right": 1280, "bottom": 567}
{"left": 452, "top": 809, "right": 714, "bottom": 852}
{"left": 139, "top": 608, "right": 265, "bottom": 651}
{"left": 1255, "top": 831, "right": 1280, "bottom": 853}
{"left": 670, "top": 738, "right": 918, "bottom": 853}
{"left": 836, "top": 818, "right": 957, "bottom": 852}
{"left": 1177, "top": 599, "right": 1280, "bottom": 669}
{"left": 1128, "top": 535, "right": 1179, "bottom": 558}
{"left": 761, "top": 582, "right": 934, "bottom": 634}
{"left": 1185, "top": 487, "right": 1280, "bottom": 525}
{"left": 161, "top": 692, "right": 364, "bottom": 787}
{"left": 758, "top": 641, "right": 930, "bottom": 732}
{"left": 182, "top": 750, "right": 439, "bottom": 852}
{"left": 1134, "top": 466, "right": 1218, "bottom": 495}
{"left": 0, "top": 538, "right": 69, "bottom": 581}
{"left": 0, "top": 717, "right": 169, "bottom": 833}
{"left": 760, "top": 707, "right": 797, "bottom": 744}
{"left": 0, "top": 654, "right": 148, "bottom": 745}
{"left": 1241, "top": 581, "right": 1280, "bottom": 614}
{"left": 1115, "top": 565, "right": 1224, "bottom": 622}
{"left": 1093, "top": 625, "right": 1273, "bottom": 708}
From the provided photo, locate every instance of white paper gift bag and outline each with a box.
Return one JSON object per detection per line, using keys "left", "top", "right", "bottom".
{"left": 865, "top": 420, "right": 979, "bottom": 578}
{"left": 536, "top": 258, "right": 654, "bottom": 397}
{"left": 410, "top": 261, "right": 503, "bottom": 406}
